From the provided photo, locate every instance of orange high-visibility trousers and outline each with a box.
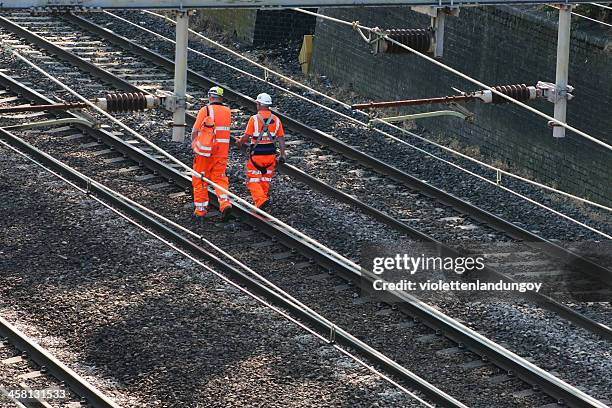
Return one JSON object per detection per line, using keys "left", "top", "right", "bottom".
{"left": 246, "top": 154, "right": 276, "bottom": 208}
{"left": 192, "top": 156, "right": 231, "bottom": 213}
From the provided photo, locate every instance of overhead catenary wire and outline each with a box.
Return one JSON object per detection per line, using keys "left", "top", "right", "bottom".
{"left": 549, "top": 4, "right": 612, "bottom": 28}
{"left": 110, "top": 11, "right": 611, "bottom": 237}
{"left": 590, "top": 2, "right": 612, "bottom": 11}
{"left": 292, "top": 7, "right": 612, "bottom": 154}
{"left": 0, "top": 138, "right": 437, "bottom": 408}
{"left": 572, "top": 11, "right": 612, "bottom": 27}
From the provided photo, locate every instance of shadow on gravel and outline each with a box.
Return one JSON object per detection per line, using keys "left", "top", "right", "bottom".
{"left": 0, "top": 191, "right": 151, "bottom": 297}
{"left": 82, "top": 295, "right": 369, "bottom": 407}
{"left": 1, "top": 173, "right": 381, "bottom": 407}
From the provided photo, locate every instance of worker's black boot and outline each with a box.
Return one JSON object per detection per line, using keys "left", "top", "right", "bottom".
{"left": 258, "top": 200, "right": 270, "bottom": 212}
{"left": 221, "top": 206, "right": 232, "bottom": 222}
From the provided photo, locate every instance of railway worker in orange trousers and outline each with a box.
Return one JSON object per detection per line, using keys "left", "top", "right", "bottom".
{"left": 191, "top": 86, "right": 233, "bottom": 220}
{"left": 236, "top": 93, "right": 286, "bottom": 210}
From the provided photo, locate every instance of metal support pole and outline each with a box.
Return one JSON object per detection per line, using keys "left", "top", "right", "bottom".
{"left": 172, "top": 10, "right": 189, "bottom": 142}
{"left": 433, "top": 11, "right": 445, "bottom": 58}
{"left": 553, "top": 4, "right": 571, "bottom": 138}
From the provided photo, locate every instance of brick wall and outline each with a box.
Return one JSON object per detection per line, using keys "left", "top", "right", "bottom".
{"left": 193, "top": 9, "right": 316, "bottom": 45}
{"left": 311, "top": 6, "right": 612, "bottom": 206}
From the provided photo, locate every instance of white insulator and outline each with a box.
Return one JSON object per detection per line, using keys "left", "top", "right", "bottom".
{"left": 476, "top": 90, "right": 493, "bottom": 104}
{"left": 95, "top": 97, "right": 108, "bottom": 111}
{"left": 145, "top": 94, "right": 157, "bottom": 109}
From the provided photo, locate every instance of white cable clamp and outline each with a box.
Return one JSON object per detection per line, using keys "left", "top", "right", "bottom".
{"left": 537, "top": 81, "right": 575, "bottom": 103}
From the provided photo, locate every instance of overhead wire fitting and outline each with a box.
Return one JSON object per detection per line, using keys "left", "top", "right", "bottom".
{"left": 351, "top": 82, "right": 572, "bottom": 110}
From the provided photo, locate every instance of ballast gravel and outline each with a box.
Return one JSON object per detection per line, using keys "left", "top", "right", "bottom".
{"left": 0, "top": 14, "right": 610, "bottom": 408}
{"left": 0, "top": 146, "right": 423, "bottom": 408}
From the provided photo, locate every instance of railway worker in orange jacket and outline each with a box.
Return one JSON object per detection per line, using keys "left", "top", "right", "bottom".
{"left": 236, "top": 93, "right": 286, "bottom": 210}
{"left": 191, "top": 86, "right": 232, "bottom": 220}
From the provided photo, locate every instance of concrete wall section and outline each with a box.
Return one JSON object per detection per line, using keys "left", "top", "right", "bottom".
{"left": 193, "top": 9, "right": 315, "bottom": 45}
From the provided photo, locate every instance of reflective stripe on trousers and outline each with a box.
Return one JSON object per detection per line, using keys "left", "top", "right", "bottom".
{"left": 246, "top": 154, "right": 276, "bottom": 208}
{"left": 193, "top": 149, "right": 211, "bottom": 157}
{"left": 192, "top": 156, "right": 232, "bottom": 212}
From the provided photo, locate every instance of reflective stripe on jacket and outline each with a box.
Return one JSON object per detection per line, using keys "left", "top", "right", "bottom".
{"left": 192, "top": 122, "right": 214, "bottom": 157}
{"left": 207, "top": 103, "right": 232, "bottom": 157}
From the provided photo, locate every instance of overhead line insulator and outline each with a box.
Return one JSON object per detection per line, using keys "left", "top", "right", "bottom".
{"left": 380, "top": 29, "right": 434, "bottom": 54}
{"left": 95, "top": 92, "right": 157, "bottom": 113}
{"left": 0, "top": 91, "right": 179, "bottom": 115}
{"left": 489, "top": 84, "right": 534, "bottom": 104}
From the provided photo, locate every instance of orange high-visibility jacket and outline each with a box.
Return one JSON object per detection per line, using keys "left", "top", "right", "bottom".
{"left": 245, "top": 111, "right": 284, "bottom": 155}
{"left": 193, "top": 103, "right": 232, "bottom": 158}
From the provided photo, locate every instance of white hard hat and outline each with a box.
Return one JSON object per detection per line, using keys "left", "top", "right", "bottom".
{"left": 208, "top": 86, "right": 224, "bottom": 97}
{"left": 256, "top": 93, "right": 272, "bottom": 106}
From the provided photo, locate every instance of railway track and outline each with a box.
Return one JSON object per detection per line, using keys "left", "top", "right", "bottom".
{"left": 0, "top": 11, "right": 609, "bottom": 335}
{"left": 0, "top": 77, "right": 607, "bottom": 408}
{"left": 0, "top": 132, "right": 436, "bottom": 408}
{"left": 62, "top": 13, "right": 612, "bottom": 283}
{"left": 0, "top": 10, "right": 610, "bottom": 408}
{"left": 0, "top": 315, "right": 120, "bottom": 408}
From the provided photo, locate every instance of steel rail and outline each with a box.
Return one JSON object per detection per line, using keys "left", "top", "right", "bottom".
{"left": 0, "top": 128, "right": 464, "bottom": 408}
{"left": 0, "top": 316, "right": 121, "bottom": 408}
{"left": 0, "top": 65, "right": 607, "bottom": 408}
{"left": 2, "top": 64, "right": 610, "bottom": 346}
{"left": 1, "top": 13, "right": 611, "bottom": 344}
{"left": 61, "top": 12, "right": 612, "bottom": 290}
